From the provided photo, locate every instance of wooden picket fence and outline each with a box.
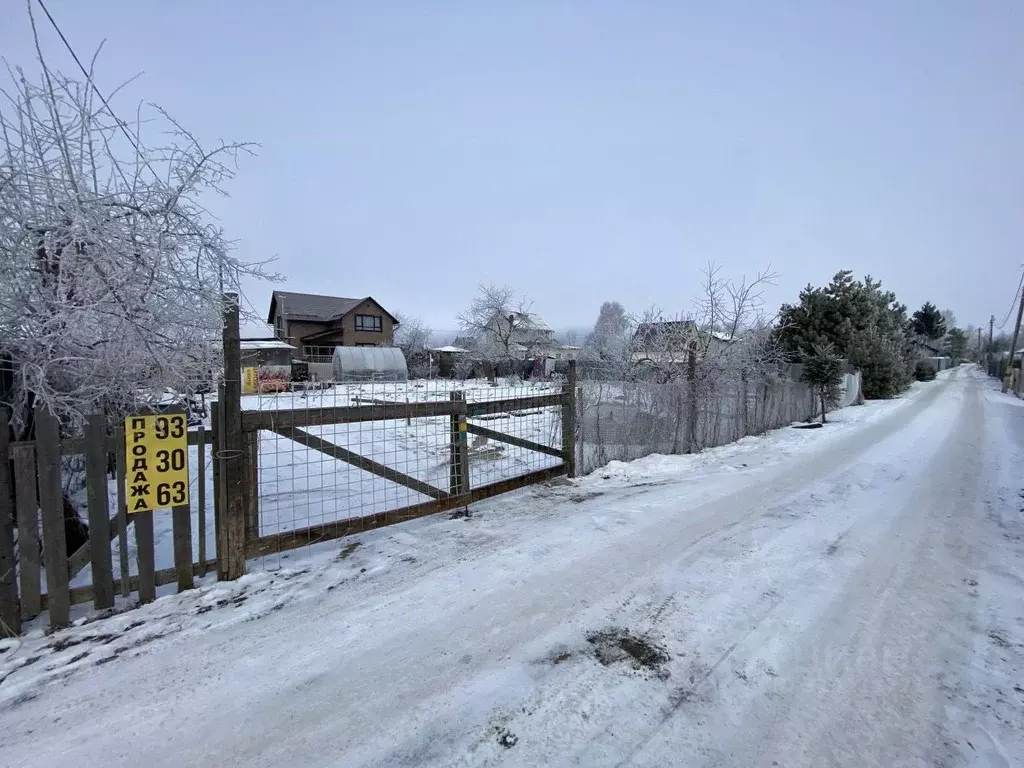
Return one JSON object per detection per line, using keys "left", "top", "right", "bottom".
{"left": 0, "top": 407, "right": 216, "bottom": 635}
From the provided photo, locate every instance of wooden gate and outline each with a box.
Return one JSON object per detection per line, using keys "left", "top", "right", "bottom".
{"left": 235, "top": 376, "right": 576, "bottom": 559}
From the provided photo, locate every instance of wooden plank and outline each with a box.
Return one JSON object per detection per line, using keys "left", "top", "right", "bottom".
{"left": 466, "top": 393, "right": 564, "bottom": 418}
{"left": 248, "top": 465, "right": 566, "bottom": 558}
{"left": 241, "top": 399, "right": 462, "bottom": 431}
{"left": 465, "top": 423, "right": 563, "bottom": 459}
{"left": 39, "top": 559, "right": 218, "bottom": 609}
{"left": 196, "top": 425, "right": 207, "bottom": 576}
{"left": 562, "top": 361, "right": 578, "bottom": 478}
{"left": 221, "top": 294, "right": 246, "bottom": 581}
{"left": 211, "top": 399, "right": 225, "bottom": 580}
{"left": 84, "top": 414, "right": 114, "bottom": 610}
{"left": 134, "top": 508, "right": 156, "bottom": 604}
{"left": 13, "top": 446, "right": 41, "bottom": 618}
{"left": 115, "top": 430, "right": 130, "bottom": 597}
{"left": 35, "top": 404, "right": 70, "bottom": 628}
{"left": 171, "top": 504, "right": 194, "bottom": 592}
{"left": 270, "top": 426, "right": 449, "bottom": 501}
{"left": 0, "top": 410, "right": 20, "bottom": 637}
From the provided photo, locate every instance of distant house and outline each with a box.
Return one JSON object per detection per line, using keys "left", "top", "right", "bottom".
{"left": 631, "top": 320, "right": 734, "bottom": 364}
{"left": 467, "top": 311, "right": 556, "bottom": 359}
{"left": 267, "top": 291, "right": 399, "bottom": 362}
{"left": 916, "top": 339, "right": 944, "bottom": 359}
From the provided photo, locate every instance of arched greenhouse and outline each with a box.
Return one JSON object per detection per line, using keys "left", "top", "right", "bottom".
{"left": 332, "top": 346, "right": 409, "bottom": 382}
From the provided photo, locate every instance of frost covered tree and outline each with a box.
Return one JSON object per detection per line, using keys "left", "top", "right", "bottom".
{"left": 583, "top": 301, "right": 630, "bottom": 368}
{"left": 393, "top": 313, "right": 433, "bottom": 378}
{"left": 0, "top": 19, "right": 270, "bottom": 437}
{"left": 456, "top": 284, "right": 546, "bottom": 364}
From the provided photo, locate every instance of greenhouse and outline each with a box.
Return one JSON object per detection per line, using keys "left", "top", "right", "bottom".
{"left": 332, "top": 346, "right": 409, "bottom": 382}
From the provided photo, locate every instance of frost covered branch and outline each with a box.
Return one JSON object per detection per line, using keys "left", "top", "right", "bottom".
{"left": 0, "top": 33, "right": 272, "bottom": 433}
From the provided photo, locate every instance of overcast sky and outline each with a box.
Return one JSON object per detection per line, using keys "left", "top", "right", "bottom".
{"left": 4, "top": 1, "right": 1022, "bottom": 336}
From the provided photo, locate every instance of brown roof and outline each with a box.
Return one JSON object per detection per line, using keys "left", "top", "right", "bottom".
{"left": 268, "top": 291, "right": 397, "bottom": 324}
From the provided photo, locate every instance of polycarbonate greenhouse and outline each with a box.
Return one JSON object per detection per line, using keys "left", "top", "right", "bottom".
{"left": 332, "top": 346, "right": 409, "bottom": 382}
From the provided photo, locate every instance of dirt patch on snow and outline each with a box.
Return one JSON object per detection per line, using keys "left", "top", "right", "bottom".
{"left": 587, "top": 628, "right": 669, "bottom": 673}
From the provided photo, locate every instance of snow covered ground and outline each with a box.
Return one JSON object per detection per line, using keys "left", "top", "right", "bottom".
{"left": 5, "top": 365, "right": 1022, "bottom": 767}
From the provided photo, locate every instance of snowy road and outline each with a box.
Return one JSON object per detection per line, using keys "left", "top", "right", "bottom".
{"left": 2, "top": 367, "right": 1022, "bottom": 767}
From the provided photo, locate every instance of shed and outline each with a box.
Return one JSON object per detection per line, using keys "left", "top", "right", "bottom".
{"left": 332, "top": 346, "right": 409, "bottom": 382}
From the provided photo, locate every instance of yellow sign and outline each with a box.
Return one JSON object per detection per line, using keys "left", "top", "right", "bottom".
{"left": 124, "top": 413, "right": 190, "bottom": 513}
{"left": 242, "top": 367, "right": 258, "bottom": 394}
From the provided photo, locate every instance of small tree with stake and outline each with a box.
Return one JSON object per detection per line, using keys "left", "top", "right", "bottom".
{"left": 801, "top": 343, "right": 845, "bottom": 424}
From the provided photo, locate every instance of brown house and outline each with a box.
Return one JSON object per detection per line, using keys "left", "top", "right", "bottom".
{"left": 267, "top": 291, "right": 398, "bottom": 362}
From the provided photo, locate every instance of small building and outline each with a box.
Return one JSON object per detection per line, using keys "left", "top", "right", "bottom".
{"left": 239, "top": 320, "right": 295, "bottom": 392}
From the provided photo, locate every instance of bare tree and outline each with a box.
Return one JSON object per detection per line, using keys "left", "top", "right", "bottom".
{"left": 393, "top": 313, "right": 432, "bottom": 354}
{"left": 456, "top": 284, "right": 546, "bottom": 363}
{"left": 0, "top": 13, "right": 272, "bottom": 436}
{"left": 393, "top": 313, "right": 433, "bottom": 378}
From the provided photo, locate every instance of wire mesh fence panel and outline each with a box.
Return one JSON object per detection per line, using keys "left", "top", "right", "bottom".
{"left": 241, "top": 376, "right": 569, "bottom": 569}
{"left": 462, "top": 378, "right": 564, "bottom": 489}
{"left": 577, "top": 362, "right": 816, "bottom": 475}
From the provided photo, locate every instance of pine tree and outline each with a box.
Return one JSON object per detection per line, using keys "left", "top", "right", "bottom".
{"left": 801, "top": 343, "right": 845, "bottom": 423}
{"left": 910, "top": 302, "right": 946, "bottom": 340}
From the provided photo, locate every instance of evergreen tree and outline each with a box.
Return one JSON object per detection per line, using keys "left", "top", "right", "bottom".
{"left": 947, "top": 327, "right": 968, "bottom": 362}
{"left": 910, "top": 302, "right": 946, "bottom": 340}
{"left": 801, "top": 343, "right": 845, "bottom": 423}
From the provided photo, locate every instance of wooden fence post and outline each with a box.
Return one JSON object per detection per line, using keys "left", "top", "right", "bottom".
{"left": 211, "top": 398, "right": 225, "bottom": 580}
{"left": 84, "top": 414, "right": 114, "bottom": 610}
{"left": 221, "top": 293, "right": 246, "bottom": 580}
{"left": 562, "top": 361, "right": 577, "bottom": 478}
{"left": 115, "top": 430, "right": 130, "bottom": 597}
{"left": 197, "top": 425, "right": 207, "bottom": 575}
{"left": 242, "top": 430, "right": 259, "bottom": 546}
{"left": 686, "top": 344, "right": 699, "bottom": 454}
{"left": 171, "top": 500, "right": 194, "bottom": 592}
{"left": 35, "top": 404, "right": 70, "bottom": 628}
{"left": 13, "top": 446, "right": 40, "bottom": 618}
{"left": 0, "top": 410, "right": 20, "bottom": 637}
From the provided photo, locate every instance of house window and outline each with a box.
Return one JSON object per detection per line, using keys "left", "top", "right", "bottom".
{"left": 355, "top": 314, "right": 382, "bottom": 332}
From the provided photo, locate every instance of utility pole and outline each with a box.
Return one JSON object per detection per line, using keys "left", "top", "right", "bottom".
{"left": 1003, "top": 291, "right": 1024, "bottom": 393}
{"left": 989, "top": 315, "right": 995, "bottom": 376}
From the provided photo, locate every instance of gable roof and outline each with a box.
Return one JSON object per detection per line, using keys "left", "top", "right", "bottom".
{"left": 267, "top": 291, "right": 397, "bottom": 324}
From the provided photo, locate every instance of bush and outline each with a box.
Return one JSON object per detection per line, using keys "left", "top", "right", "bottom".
{"left": 914, "top": 361, "right": 936, "bottom": 382}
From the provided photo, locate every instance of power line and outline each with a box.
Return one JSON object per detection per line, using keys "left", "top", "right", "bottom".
{"left": 33, "top": 0, "right": 159, "bottom": 182}
{"left": 998, "top": 265, "right": 1024, "bottom": 329}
